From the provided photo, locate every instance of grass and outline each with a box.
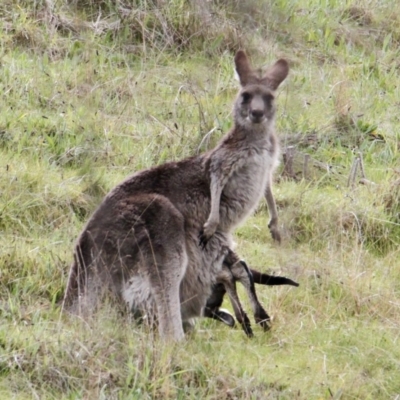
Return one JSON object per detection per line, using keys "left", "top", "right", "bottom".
{"left": 0, "top": 0, "right": 400, "bottom": 398}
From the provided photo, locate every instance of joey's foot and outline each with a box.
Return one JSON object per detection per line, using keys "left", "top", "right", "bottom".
{"left": 215, "top": 309, "right": 235, "bottom": 328}
{"left": 239, "top": 313, "right": 254, "bottom": 338}
{"left": 255, "top": 309, "right": 272, "bottom": 331}
{"left": 242, "top": 321, "right": 254, "bottom": 338}
{"left": 258, "top": 318, "right": 272, "bottom": 331}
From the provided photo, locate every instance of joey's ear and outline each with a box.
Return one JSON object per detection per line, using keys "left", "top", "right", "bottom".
{"left": 263, "top": 59, "right": 289, "bottom": 91}
{"left": 234, "top": 50, "right": 254, "bottom": 86}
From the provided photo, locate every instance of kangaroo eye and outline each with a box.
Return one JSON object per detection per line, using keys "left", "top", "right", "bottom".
{"left": 263, "top": 94, "right": 274, "bottom": 104}
{"left": 242, "top": 92, "right": 252, "bottom": 103}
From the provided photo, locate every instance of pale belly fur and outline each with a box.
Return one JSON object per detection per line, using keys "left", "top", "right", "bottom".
{"left": 221, "top": 149, "right": 275, "bottom": 229}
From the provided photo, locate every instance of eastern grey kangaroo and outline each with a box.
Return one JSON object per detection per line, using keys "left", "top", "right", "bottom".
{"left": 63, "top": 50, "right": 289, "bottom": 341}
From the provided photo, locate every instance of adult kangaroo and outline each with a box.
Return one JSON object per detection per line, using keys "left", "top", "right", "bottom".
{"left": 63, "top": 50, "right": 289, "bottom": 341}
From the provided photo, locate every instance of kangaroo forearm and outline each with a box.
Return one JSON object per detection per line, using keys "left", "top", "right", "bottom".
{"left": 265, "top": 182, "right": 278, "bottom": 225}
{"left": 205, "top": 171, "right": 226, "bottom": 225}
{"left": 264, "top": 181, "right": 281, "bottom": 243}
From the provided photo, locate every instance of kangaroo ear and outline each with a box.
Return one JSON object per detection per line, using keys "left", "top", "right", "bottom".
{"left": 234, "top": 50, "right": 254, "bottom": 86}
{"left": 263, "top": 59, "right": 289, "bottom": 90}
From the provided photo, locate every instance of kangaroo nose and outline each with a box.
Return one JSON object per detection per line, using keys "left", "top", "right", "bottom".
{"left": 251, "top": 109, "right": 264, "bottom": 120}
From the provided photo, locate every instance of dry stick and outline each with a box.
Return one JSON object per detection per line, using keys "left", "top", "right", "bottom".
{"left": 358, "top": 151, "right": 366, "bottom": 179}
{"left": 303, "top": 153, "right": 310, "bottom": 180}
{"left": 347, "top": 157, "right": 360, "bottom": 188}
{"left": 283, "top": 145, "right": 295, "bottom": 178}
{"left": 197, "top": 126, "right": 217, "bottom": 154}
{"left": 356, "top": 152, "right": 377, "bottom": 186}
{"left": 353, "top": 157, "right": 360, "bottom": 188}
{"left": 358, "top": 152, "right": 369, "bottom": 185}
{"left": 347, "top": 158, "right": 355, "bottom": 188}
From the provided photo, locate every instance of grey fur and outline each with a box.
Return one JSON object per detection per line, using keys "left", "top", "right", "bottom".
{"left": 63, "top": 50, "right": 289, "bottom": 341}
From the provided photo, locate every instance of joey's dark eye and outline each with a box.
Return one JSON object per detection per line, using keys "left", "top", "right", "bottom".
{"left": 242, "top": 92, "right": 252, "bottom": 103}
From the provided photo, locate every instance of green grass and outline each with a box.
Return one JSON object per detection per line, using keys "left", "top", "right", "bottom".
{"left": 1, "top": 0, "right": 400, "bottom": 398}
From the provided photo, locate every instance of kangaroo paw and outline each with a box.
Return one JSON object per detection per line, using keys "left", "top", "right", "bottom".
{"left": 198, "top": 230, "right": 209, "bottom": 249}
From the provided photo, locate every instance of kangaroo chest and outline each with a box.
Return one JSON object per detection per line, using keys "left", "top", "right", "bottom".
{"left": 221, "top": 147, "right": 275, "bottom": 224}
